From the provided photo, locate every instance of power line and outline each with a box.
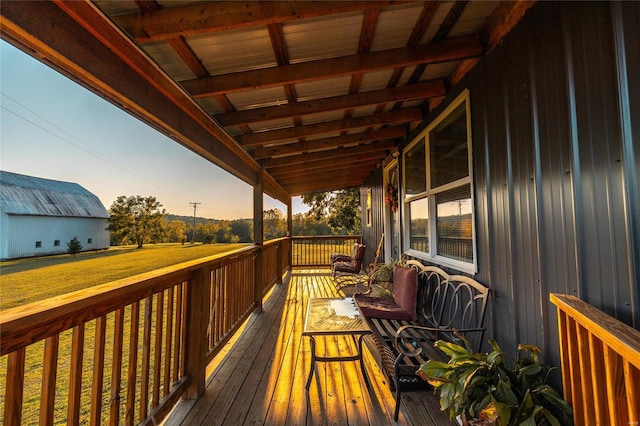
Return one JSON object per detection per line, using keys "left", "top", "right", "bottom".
{"left": 0, "top": 92, "right": 163, "bottom": 191}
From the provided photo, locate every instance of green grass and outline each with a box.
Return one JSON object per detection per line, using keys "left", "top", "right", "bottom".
{"left": 0, "top": 243, "right": 248, "bottom": 310}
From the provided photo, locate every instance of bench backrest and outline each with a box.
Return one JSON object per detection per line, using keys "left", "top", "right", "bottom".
{"left": 405, "top": 260, "right": 490, "bottom": 352}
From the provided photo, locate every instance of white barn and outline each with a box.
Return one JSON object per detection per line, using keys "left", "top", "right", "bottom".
{"left": 0, "top": 171, "right": 110, "bottom": 260}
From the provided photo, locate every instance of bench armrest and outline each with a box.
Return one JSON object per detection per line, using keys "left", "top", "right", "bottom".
{"left": 394, "top": 324, "right": 486, "bottom": 357}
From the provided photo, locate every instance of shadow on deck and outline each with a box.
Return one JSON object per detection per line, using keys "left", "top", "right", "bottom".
{"left": 164, "top": 268, "right": 452, "bottom": 425}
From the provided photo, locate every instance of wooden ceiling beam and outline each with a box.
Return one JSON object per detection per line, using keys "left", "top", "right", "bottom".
{"left": 278, "top": 167, "right": 373, "bottom": 186}
{"left": 239, "top": 108, "right": 421, "bottom": 147}
{"left": 269, "top": 152, "right": 386, "bottom": 176}
{"left": 251, "top": 127, "right": 405, "bottom": 159}
{"left": 182, "top": 36, "right": 481, "bottom": 97}
{"left": 270, "top": 157, "right": 381, "bottom": 178}
{"left": 216, "top": 80, "right": 445, "bottom": 126}
{"left": 114, "top": 1, "right": 399, "bottom": 43}
{"left": 284, "top": 178, "right": 369, "bottom": 196}
{"left": 263, "top": 142, "right": 393, "bottom": 168}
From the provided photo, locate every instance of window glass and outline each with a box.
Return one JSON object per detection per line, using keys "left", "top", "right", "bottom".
{"left": 436, "top": 185, "right": 473, "bottom": 263}
{"left": 430, "top": 103, "right": 468, "bottom": 188}
{"left": 401, "top": 90, "right": 475, "bottom": 272}
{"left": 404, "top": 137, "right": 426, "bottom": 197}
{"left": 408, "top": 197, "right": 429, "bottom": 253}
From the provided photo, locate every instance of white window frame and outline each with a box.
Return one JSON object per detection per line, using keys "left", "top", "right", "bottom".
{"left": 402, "top": 89, "right": 477, "bottom": 274}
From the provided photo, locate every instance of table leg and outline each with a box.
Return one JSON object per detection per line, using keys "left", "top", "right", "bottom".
{"left": 305, "top": 336, "right": 316, "bottom": 390}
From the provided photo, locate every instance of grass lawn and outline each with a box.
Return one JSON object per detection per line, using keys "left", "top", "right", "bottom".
{"left": 0, "top": 243, "right": 248, "bottom": 310}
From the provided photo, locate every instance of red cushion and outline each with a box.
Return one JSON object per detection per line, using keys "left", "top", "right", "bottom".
{"left": 354, "top": 293, "right": 413, "bottom": 321}
{"left": 392, "top": 265, "right": 417, "bottom": 321}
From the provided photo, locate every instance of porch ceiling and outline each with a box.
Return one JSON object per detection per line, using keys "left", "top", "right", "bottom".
{"left": 0, "top": 1, "right": 534, "bottom": 203}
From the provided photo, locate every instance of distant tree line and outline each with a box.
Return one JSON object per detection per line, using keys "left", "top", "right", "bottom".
{"left": 108, "top": 189, "right": 361, "bottom": 247}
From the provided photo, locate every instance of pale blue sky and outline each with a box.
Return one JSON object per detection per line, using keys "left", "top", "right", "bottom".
{"left": 0, "top": 40, "right": 305, "bottom": 220}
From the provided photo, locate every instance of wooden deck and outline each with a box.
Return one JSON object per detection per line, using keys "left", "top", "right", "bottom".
{"left": 163, "top": 269, "right": 452, "bottom": 426}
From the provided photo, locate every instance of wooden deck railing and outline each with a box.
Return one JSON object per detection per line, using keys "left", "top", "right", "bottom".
{"left": 550, "top": 293, "right": 640, "bottom": 426}
{"left": 0, "top": 239, "right": 290, "bottom": 426}
{"left": 291, "top": 235, "right": 361, "bottom": 267}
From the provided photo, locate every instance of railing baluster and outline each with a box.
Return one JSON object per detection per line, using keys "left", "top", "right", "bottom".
{"left": 565, "top": 316, "right": 582, "bottom": 423}
{"left": 40, "top": 335, "right": 59, "bottom": 425}
{"left": 604, "top": 345, "right": 626, "bottom": 425}
{"left": 125, "top": 302, "right": 140, "bottom": 426}
{"left": 4, "top": 348, "right": 26, "bottom": 426}
{"left": 140, "top": 297, "right": 153, "bottom": 420}
{"left": 152, "top": 292, "right": 163, "bottom": 410}
{"left": 68, "top": 324, "right": 85, "bottom": 426}
{"left": 575, "top": 325, "right": 594, "bottom": 421}
{"left": 163, "top": 288, "right": 174, "bottom": 399}
{"left": 91, "top": 315, "right": 107, "bottom": 426}
{"left": 110, "top": 308, "right": 124, "bottom": 426}
{"left": 173, "top": 284, "right": 184, "bottom": 383}
{"left": 624, "top": 359, "right": 640, "bottom": 422}
{"left": 588, "top": 332, "right": 608, "bottom": 423}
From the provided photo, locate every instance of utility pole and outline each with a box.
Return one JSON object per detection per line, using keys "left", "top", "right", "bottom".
{"left": 189, "top": 202, "right": 201, "bottom": 243}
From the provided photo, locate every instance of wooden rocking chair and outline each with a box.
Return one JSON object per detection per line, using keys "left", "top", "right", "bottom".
{"left": 332, "top": 244, "right": 366, "bottom": 289}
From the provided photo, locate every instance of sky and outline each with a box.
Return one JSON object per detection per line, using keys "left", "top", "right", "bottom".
{"left": 0, "top": 40, "right": 307, "bottom": 220}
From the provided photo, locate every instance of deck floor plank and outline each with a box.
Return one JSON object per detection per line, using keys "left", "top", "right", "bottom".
{"left": 166, "top": 269, "right": 452, "bottom": 426}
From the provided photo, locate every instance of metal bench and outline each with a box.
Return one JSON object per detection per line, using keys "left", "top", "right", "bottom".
{"left": 355, "top": 260, "right": 490, "bottom": 421}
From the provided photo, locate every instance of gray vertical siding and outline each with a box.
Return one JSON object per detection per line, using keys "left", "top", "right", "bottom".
{"left": 362, "top": 168, "right": 385, "bottom": 269}
{"left": 387, "top": 1, "right": 639, "bottom": 371}
{"left": 467, "top": 1, "right": 640, "bottom": 366}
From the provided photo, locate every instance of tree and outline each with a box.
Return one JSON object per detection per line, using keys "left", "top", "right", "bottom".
{"left": 67, "top": 235, "right": 83, "bottom": 256}
{"left": 230, "top": 219, "right": 253, "bottom": 243}
{"left": 166, "top": 220, "right": 187, "bottom": 243}
{"left": 263, "top": 208, "right": 286, "bottom": 240}
{"left": 108, "top": 195, "right": 166, "bottom": 248}
{"left": 301, "top": 188, "right": 361, "bottom": 235}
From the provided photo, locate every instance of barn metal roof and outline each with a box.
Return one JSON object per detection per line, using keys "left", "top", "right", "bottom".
{"left": 0, "top": 171, "right": 109, "bottom": 219}
{"left": 0, "top": 1, "right": 535, "bottom": 203}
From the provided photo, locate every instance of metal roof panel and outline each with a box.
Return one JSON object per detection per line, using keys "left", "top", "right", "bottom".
{"left": 284, "top": 12, "right": 362, "bottom": 64}
{"left": 187, "top": 28, "right": 276, "bottom": 75}
{"left": 143, "top": 41, "right": 197, "bottom": 81}
{"left": 227, "top": 86, "right": 288, "bottom": 111}
{"left": 0, "top": 171, "right": 109, "bottom": 218}
{"left": 370, "top": 3, "right": 425, "bottom": 52}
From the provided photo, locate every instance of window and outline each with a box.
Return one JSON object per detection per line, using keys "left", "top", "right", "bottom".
{"left": 87, "top": 238, "right": 92, "bottom": 244}
{"left": 54, "top": 240, "right": 60, "bottom": 246}
{"left": 402, "top": 90, "right": 476, "bottom": 272}
{"left": 35, "top": 241, "right": 42, "bottom": 248}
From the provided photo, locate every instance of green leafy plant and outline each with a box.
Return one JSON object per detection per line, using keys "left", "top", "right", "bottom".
{"left": 417, "top": 340, "right": 573, "bottom": 426}
{"left": 370, "top": 263, "right": 393, "bottom": 283}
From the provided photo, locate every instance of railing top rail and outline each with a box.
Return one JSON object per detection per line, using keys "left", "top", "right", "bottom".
{"left": 550, "top": 293, "right": 640, "bottom": 369}
{"left": 0, "top": 244, "right": 259, "bottom": 356}
{"left": 263, "top": 236, "right": 290, "bottom": 245}
{"left": 291, "top": 235, "right": 361, "bottom": 241}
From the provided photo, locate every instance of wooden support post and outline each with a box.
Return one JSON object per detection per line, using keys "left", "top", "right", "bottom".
{"left": 253, "top": 170, "right": 264, "bottom": 312}
{"left": 287, "top": 197, "right": 293, "bottom": 270}
{"left": 184, "top": 267, "right": 211, "bottom": 399}
{"left": 276, "top": 241, "right": 283, "bottom": 284}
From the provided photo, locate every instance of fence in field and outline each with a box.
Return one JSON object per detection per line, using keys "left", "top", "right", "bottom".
{"left": 0, "top": 238, "right": 291, "bottom": 426}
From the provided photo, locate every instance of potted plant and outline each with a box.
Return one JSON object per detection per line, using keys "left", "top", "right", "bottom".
{"left": 367, "top": 263, "right": 394, "bottom": 297}
{"left": 417, "top": 339, "right": 573, "bottom": 426}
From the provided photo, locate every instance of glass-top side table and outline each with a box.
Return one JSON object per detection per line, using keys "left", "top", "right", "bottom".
{"left": 302, "top": 297, "right": 371, "bottom": 390}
